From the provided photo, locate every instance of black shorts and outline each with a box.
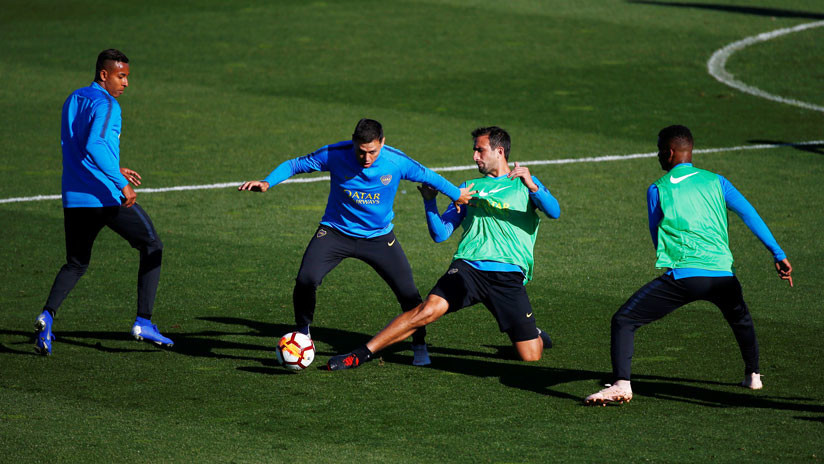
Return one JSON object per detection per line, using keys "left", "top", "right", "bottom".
{"left": 429, "top": 260, "right": 538, "bottom": 342}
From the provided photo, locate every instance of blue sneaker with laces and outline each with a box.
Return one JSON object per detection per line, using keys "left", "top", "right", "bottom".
{"left": 131, "top": 317, "right": 174, "bottom": 347}
{"left": 34, "top": 310, "right": 55, "bottom": 356}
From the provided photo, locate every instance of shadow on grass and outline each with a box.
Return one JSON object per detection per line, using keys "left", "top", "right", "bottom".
{"left": 4, "top": 320, "right": 822, "bottom": 415}
{"left": 627, "top": 1, "right": 824, "bottom": 20}
{"left": 748, "top": 139, "right": 824, "bottom": 155}
{"left": 0, "top": 338, "right": 41, "bottom": 356}
{"left": 1, "top": 329, "right": 158, "bottom": 354}
{"left": 631, "top": 379, "right": 823, "bottom": 412}
{"left": 381, "top": 346, "right": 822, "bottom": 414}
{"left": 0, "top": 317, "right": 377, "bottom": 365}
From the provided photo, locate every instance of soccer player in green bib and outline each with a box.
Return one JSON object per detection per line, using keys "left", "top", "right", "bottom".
{"left": 585, "top": 125, "right": 793, "bottom": 405}
{"left": 327, "top": 126, "right": 560, "bottom": 370}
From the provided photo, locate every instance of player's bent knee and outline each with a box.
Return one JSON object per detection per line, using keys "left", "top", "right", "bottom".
{"left": 63, "top": 262, "right": 89, "bottom": 277}
{"left": 409, "top": 295, "right": 449, "bottom": 326}
{"left": 408, "top": 305, "right": 438, "bottom": 326}
{"left": 295, "top": 272, "right": 323, "bottom": 289}
{"left": 520, "top": 352, "right": 542, "bottom": 362}
{"left": 611, "top": 311, "right": 636, "bottom": 330}
{"left": 146, "top": 238, "right": 163, "bottom": 254}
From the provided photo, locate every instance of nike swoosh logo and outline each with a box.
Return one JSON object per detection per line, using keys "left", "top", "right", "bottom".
{"left": 388, "top": 239, "right": 396, "bottom": 247}
{"left": 477, "top": 188, "right": 488, "bottom": 197}
{"left": 526, "top": 312, "right": 533, "bottom": 318}
{"left": 670, "top": 172, "right": 698, "bottom": 184}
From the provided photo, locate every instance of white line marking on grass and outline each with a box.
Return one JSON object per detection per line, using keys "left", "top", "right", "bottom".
{"left": 2, "top": 140, "right": 822, "bottom": 205}
{"left": 708, "top": 20, "right": 824, "bottom": 112}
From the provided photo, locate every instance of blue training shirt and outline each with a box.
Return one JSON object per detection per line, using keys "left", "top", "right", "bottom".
{"left": 424, "top": 175, "right": 560, "bottom": 275}
{"left": 61, "top": 82, "right": 129, "bottom": 207}
{"left": 263, "top": 141, "right": 462, "bottom": 238}
{"left": 647, "top": 163, "right": 786, "bottom": 279}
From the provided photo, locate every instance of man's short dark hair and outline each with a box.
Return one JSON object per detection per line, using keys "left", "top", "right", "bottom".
{"left": 472, "top": 126, "right": 511, "bottom": 160}
{"left": 352, "top": 119, "right": 384, "bottom": 144}
{"left": 658, "top": 125, "right": 693, "bottom": 149}
{"left": 94, "top": 49, "right": 129, "bottom": 82}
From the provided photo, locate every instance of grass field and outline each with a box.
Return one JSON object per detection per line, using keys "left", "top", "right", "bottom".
{"left": 1, "top": 1, "right": 823, "bottom": 462}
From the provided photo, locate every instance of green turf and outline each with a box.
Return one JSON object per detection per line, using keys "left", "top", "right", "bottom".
{"left": 1, "top": 0, "right": 823, "bottom": 462}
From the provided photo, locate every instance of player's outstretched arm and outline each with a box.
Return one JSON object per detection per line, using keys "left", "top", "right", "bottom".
{"left": 419, "top": 184, "right": 462, "bottom": 242}
{"left": 775, "top": 258, "right": 793, "bottom": 287}
{"left": 238, "top": 180, "right": 270, "bottom": 192}
{"left": 242, "top": 149, "right": 329, "bottom": 194}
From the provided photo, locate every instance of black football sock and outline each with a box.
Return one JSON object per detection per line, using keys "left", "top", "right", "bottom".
{"left": 352, "top": 344, "right": 373, "bottom": 362}
{"left": 537, "top": 328, "right": 553, "bottom": 349}
{"left": 411, "top": 328, "right": 426, "bottom": 346}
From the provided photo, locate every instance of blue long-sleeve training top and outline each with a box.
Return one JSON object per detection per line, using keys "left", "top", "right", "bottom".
{"left": 423, "top": 175, "right": 560, "bottom": 274}
{"left": 61, "top": 82, "right": 129, "bottom": 207}
{"left": 263, "top": 141, "right": 462, "bottom": 238}
{"left": 647, "top": 163, "right": 786, "bottom": 279}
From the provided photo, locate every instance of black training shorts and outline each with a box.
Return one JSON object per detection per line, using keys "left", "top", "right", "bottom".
{"left": 429, "top": 260, "right": 538, "bottom": 342}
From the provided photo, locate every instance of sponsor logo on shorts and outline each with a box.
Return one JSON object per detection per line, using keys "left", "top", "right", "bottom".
{"left": 316, "top": 229, "right": 327, "bottom": 238}
{"left": 448, "top": 268, "right": 459, "bottom": 274}
{"left": 380, "top": 175, "right": 392, "bottom": 185}
{"left": 526, "top": 312, "right": 533, "bottom": 318}
{"left": 387, "top": 239, "right": 396, "bottom": 247}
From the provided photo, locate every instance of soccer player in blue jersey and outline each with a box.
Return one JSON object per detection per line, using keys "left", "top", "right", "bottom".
{"left": 585, "top": 125, "right": 793, "bottom": 405}
{"left": 34, "top": 49, "right": 173, "bottom": 355}
{"left": 239, "top": 119, "right": 473, "bottom": 365}
{"left": 326, "top": 126, "right": 560, "bottom": 371}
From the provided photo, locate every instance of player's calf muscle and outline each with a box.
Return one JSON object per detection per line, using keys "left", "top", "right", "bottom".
{"left": 515, "top": 339, "right": 542, "bottom": 361}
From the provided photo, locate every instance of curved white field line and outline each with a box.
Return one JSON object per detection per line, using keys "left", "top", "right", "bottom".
{"left": 708, "top": 20, "right": 824, "bottom": 112}
{"left": 2, "top": 140, "right": 822, "bottom": 205}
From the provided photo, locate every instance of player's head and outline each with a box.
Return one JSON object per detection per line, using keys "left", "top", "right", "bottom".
{"left": 94, "top": 49, "right": 130, "bottom": 98}
{"left": 472, "top": 126, "right": 511, "bottom": 160}
{"left": 472, "top": 126, "right": 510, "bottom": 175}
{"left": 657, "top": 124, "right": 693, "bottom": 171}
{"left": 352, "top": 118, "right": 384, "bottom": 145}
{"left": 352, "top": 118, "right": 385, "bottom": 168}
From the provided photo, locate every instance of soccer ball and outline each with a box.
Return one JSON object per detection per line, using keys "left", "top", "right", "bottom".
{"left": 276, "top": 331, "right": 315, "bottom": 371}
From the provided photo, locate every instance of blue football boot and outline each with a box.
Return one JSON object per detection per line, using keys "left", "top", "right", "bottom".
{"left": 131, "top": 317, "right": 174, "bottom": 347}
{"left": 34, "top": 310, "right": 55, "bottom": 356}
